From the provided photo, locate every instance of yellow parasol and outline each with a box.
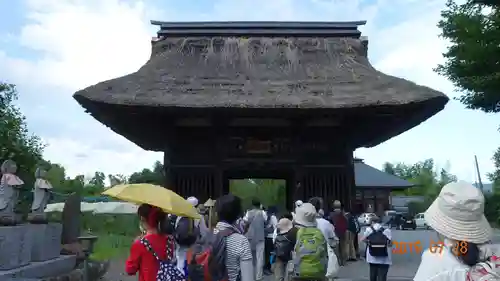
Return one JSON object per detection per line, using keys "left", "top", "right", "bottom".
{"left": 102, "top": 184, "right": 200, "bottom": 219}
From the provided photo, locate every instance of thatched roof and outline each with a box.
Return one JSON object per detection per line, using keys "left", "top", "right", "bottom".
{"left": 74, "top": 21, "right": 447, "bottom": 110}
{"left": 73, "top": 22, "right": 448, "bottom": 151}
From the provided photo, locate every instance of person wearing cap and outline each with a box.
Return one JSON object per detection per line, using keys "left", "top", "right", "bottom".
{"left": 360, "top": 215, "right": 392, "bottom": 281}
{"left": 273, "top": 213, "right": 297, "bottom": 281}
{"left": 291, "top": 200, "right": 303, "bottom": 220}
{"left": 414, "top": 181, "right": 498, "bottom": 281}
{"left": 174, "top": 196, "right": 201, "bottom": 272}
{"left": 293, "top": 203, "right": 328, "bottom": 279}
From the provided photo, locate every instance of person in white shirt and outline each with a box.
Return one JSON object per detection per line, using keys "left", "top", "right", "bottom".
{"left": 413, "top": 181, "right": 498, "bottom": 281}
{"left": 360, "top": 215, "right": 391, "bottom": 281}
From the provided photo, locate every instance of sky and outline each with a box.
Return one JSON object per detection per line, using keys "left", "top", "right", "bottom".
{"left": 0, "top": 0, "right": 498, "bottom": 183}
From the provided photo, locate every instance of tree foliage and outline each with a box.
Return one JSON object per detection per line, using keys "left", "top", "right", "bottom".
{"left": 0, "top": 83, "right": 45, "bottom": 183}
{"left": 128, "top": 161, "right": 164, "bottom": 185}
{"left": 1, "top": 82, "right": 46, "bottom": 213}
{"left": 436, "top": 0, "right": 500, "bottom": 112}
{"left": 487, "top": 147, "right": 500, "bottom": 191}
{"left": 230, "top": 179, "right": 286, "bottom": 211}
{"left": 383, "top": 158, "right": 457, "bottom": 198}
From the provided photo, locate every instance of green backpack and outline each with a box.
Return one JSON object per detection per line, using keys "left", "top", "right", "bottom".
{"left": 292, "top": 227, "right": 327, "bottom": 279}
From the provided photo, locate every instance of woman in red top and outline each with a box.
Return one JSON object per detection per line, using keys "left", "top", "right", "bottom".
{"left": 125, "top": 204, "right": 177, "bottom": 281}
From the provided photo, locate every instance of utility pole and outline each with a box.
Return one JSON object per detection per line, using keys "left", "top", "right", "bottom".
{"left": 475, "top": 155, "right": 484, "bottom": 192}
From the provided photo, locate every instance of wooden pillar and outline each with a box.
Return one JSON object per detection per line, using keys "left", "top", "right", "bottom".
{"left": 214, "top": 117, "right": 227, "bottom": 198}
{"left": 291, "top": 118, "right": 304, "bottom": 209}
{"left": 346, "top": 151, "right": 356, "bottom": 212}
{"left": 164, "top": 145, "right": 174, "bottom": 189}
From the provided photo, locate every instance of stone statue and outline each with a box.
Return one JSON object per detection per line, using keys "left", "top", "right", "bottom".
{"left": 0, "top": 160, "right": 24, "bottom": 225}
{"left": 28, "top": 167, "right": 53, "bottom": 223}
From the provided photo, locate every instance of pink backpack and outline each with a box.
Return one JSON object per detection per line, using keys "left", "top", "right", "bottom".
{"left": 467, "top": 256, "right": 500, "bottom": 281}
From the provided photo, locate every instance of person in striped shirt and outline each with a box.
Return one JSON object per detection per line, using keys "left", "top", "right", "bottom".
{"left": 214, "top": 194, "right": 254, "bottom": 281}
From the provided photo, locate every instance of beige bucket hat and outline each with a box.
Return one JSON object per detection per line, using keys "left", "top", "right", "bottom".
{"left": 294, "top": 203, "right": 317, "bottom": 227}
{"left": 425, "top": 181, "right": 491, "bottom": 244}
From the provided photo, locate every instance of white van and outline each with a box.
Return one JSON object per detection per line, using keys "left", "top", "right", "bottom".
{"left": 414, "top": 212, "right": 430, "bottom": 229}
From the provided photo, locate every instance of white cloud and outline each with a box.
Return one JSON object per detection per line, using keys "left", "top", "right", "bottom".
{"left": 3, "top": 0, "right": 164, "bottom": 177}
{"left": 43, "top": 136, "right": 160, "bottom": 178}
{"left": 18, "top": 0, "right": 154, "bottom": 91}
{"left": 1, "top": 0, "right": 497, "bottom": 181}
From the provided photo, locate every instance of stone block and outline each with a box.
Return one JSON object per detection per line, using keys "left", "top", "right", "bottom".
{"left": 30, "top": 223, "right": 62, "bottom": 262}
{"left": 0, "top": 255, "right": 76, "bottom": 281}
{"left": 0, "top": 225, "right": 34, "bottom": 270}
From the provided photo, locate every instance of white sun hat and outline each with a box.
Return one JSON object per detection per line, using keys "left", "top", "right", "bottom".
{"left": 294, "top": 203, "right": 317, "bottom": 227}
{"left": 425, "top": 181, "right": 492, "bottom": 244}
{"left": 187, "top": 196, "right": 199, "bottom": 207}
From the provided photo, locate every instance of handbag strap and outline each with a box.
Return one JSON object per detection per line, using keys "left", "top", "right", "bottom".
{"left": 140, "top": 238, "right": 161, "bottom": 262}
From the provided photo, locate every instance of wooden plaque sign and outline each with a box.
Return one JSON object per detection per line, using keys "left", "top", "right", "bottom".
{"left": 245, "top": 139, "right": 272, "bottom": 154}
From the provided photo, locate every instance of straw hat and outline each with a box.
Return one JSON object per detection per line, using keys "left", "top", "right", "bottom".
{"left": 425, "top": 181, "right": 491, "bottom": 244}
{"left": 294, "top": 203, "right": 317, "bottom": 227}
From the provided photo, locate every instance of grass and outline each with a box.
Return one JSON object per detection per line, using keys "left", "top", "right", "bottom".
{"left": 49, "top": 212, "right": 138, "bottom": 261}
{"left": 84, "top": 214, "right": 138, "bottom": 260}
{"left": 91, "top": 233, "right": 134, "bottom": 260}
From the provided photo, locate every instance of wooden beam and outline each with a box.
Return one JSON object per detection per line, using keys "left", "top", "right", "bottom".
{"left": 229, "top": 118, "right": 291, "bottom": 127}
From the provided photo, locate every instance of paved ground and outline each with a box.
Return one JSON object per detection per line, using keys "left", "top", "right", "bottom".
{"left": 336, "top": 227, "right": 433, "bottom": 280}
{"left": 103, "top": 228, "right": 500, "bottom": 281}
{"left": 337, "top": 227, "right": 500, "bottom": 281}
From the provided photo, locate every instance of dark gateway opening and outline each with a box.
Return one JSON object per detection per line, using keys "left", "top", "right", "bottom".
{"left": 73, "top": 21, "right": 448, "bottom": 210}
{"left": 230, "top": 179, "right": 286, "bottom": 212}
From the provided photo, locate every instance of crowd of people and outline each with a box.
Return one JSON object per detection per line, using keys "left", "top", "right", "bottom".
{"left": 124, "top": 181, "right": 500, "bottom": 281}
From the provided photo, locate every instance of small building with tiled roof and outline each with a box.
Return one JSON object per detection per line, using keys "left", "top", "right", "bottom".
{"left": 353, "top": 158, "right": 414, "bottom": 214}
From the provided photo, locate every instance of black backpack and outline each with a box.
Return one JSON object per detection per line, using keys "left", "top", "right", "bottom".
{"left": 274, "top": 233, "right": 293, "bottom": 261}
{"left": 175, "top": 216, "right": 200, "bottom": 246}
{"left": 366, "top": 226, "right": 389, "bottom": 257}
{"left": 187, "top": 229, "right": 236, "bottom": 281}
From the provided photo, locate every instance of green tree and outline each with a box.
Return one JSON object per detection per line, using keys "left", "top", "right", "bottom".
{"left": 229, "top": 179, "right": 286, "bottom": 211}
{"left": 128, "top": 161, "right": 164, "bottom": 185}
{"left": 1, "top": 83, "right": 45, "bottom": 214}
{"left": 0, "top": 83, "right": 45, "bottom": 181}
{"left": 89, "top": 171, "right": 105, "bottom": 187}
{"left": 44, "top": 162, "right": 68, "bottom": 190}
{"left": 435, "top": 0, "right": 500, "bottom": 112}
{"left": 383, "top": 159, "right": 457, "bottom": 198}
{"left": 487, "top": 147, "right": 500, "bottom": 191}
